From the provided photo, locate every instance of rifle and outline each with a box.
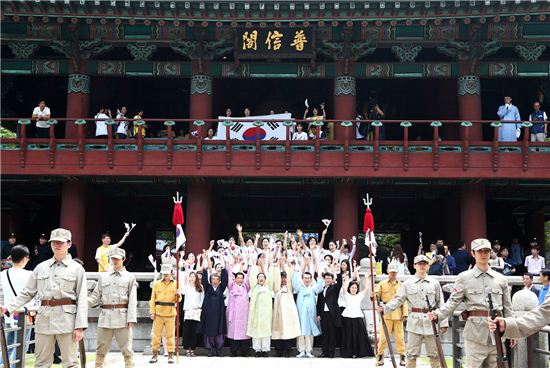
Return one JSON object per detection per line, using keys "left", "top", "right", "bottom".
{"left": 488, "top": 294, "right": 508, "bottom": 368}
{"left": 0, "top": 315, "right": 10, "bottom": 367}
{"left": 376, "top": 296, "right": 397, "bottom": 368}
{"left": 79, "top": 339, "right": 86, "bottom": 368}
{"left": 425, "top": 295, "right": 447, "bottom": 368}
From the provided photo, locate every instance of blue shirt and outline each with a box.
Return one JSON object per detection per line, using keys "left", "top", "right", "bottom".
{"left": 538, "top": 284, "right": 549, "bottom": 305}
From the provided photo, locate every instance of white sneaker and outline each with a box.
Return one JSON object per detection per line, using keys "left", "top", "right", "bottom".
{"left": 296, "top": 352, "right": 306, "bottom": 358}
{"left": 305, "top": 352, "right": 314, "bottom": 358}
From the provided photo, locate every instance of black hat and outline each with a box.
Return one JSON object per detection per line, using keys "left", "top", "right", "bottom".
{"left": 8, "top": 233, "right": 16, "bottom": 239}
{"left": 39, "top": 233, "right": 47, "bottom": 240}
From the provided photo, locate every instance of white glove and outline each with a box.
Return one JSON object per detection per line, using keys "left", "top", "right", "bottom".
{"left": 515, "top": 128, "right": 521, "bottom": 139}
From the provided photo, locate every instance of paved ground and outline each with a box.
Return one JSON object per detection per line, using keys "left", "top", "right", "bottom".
{"left": 20, "top": 352, "right": 452, "bottom": 367}
{"left": 97, "top": 353, "right": 450, "bottom": 367}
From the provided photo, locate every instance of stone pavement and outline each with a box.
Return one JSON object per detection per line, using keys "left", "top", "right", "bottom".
{"left": 97, "top": 353, "right": 449, "bottom": 367}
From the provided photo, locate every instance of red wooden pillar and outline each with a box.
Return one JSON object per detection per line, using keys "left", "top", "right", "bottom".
{"left": 333, "top": 182, "right": 358, "bottom": 246}
{"left": 457, "top": 64, "right": 482, "bottom": 141}
{"left": 460, "top": 182, "right": 486, "bottom": 251}
{"left": 60, "top": 179, "right": 86, "bottom": 260}
{"left": 333, "top": 60, "right": 356, "bottom": 140}
{"left": 189, "top": 61, "right": 212, "bottom": 137}
{"left": 186, "top": 182, "right": 212, "bottom": 257}
{"left": 65, "top": 62, "right": 90, "bottom": 139}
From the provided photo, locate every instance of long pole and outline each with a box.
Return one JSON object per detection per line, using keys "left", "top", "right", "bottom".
{"left": 368, "top": 232, "right": 379, "bottom": 357}
{"left": 175, "top": 250, "right": 181, "bottom": 363}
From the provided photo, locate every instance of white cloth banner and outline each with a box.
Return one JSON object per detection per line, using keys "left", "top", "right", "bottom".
{"left": 216, "top": 113, "right": 292, "bottom": 141}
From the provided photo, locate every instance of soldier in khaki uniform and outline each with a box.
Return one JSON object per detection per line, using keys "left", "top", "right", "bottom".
{"left": 149, "top": 263, "right": 182, "bottom": 364}
{"left": 0, "top": 228, "right": 88, "bottom": 368}
{"left": 489, "top": 292, "right": 550, "bottom": 338}
{"left": 374, "top": 262, "right": 408, "bottom": 366}
{"left": 430, "top": 238, "right": 515, "bottom": 368}
{"left": 89, "top": 248, "right": 137, "bottom": 368}
{"left": 379, "top": 255, "right": 448, "bottom": 368}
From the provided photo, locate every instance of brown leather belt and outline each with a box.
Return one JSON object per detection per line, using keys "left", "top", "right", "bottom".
{"left": 155, "top": 302, "right": 176, "bottom": 307}
{"left": 411, "top": 307, "right": 430, "bottom": 313}
{"left": 41, "top": 299, "right": 76, "bottom": 306}
{"left": 461, "top": 310, "right": 501, "bottom": 320}
{"left": 101, "top": 304, "right": 128, "bottom": 309}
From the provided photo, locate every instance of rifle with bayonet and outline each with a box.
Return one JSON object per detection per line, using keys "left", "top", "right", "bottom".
{"left": 376, "top": 295, "right": 398, "bottom": 368}
{"left": 488, "top": 293, "right": 508, "bottom": 368}
{"left": 425, "top": 295, "right": 447, "bottom": 368}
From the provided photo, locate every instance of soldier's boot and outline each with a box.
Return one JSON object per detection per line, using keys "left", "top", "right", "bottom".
{"left": 376, "top": 355, "right": 384, "bottom": 366}
{"left": 400, "top": 355, "right": 406, "bottom": 366}
{"left": 429, "top": 357, "right": 439, "bottom": 368}
{"left": 167, "top": 352, "right": 175, "bottom": 364}
{"left": 123, "top": 355, "right": 133, "bottom": 368}
{"left": 149, "top": 351, "right": 159, "bottom": 364}
{"left": 405, "top": 358, "right": 417, "bottom": 368}
{"left": 95, "top": 354, "right": 106, "bottom": 368}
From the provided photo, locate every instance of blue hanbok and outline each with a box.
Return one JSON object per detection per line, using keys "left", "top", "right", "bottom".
{"left": 292, "top": 271, "right": 324, "bottom": 336}
{"left": 497, "top": 104, "right": 521, "bottom": 142}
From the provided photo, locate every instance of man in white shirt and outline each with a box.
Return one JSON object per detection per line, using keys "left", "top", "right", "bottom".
{"left": 95, "top": 107, "right": 112, "bottom": 138}
{"left": 32, "top": 100, "right": 51, "bottom": 138}
{"left": 116, "top": 106, "right": 129, "bottom": 139}
{"left": 525, "top": 244, "right": 545, "bottom": 276}
{"left": 0, "top": 245, "right": 35, "bottom": 365}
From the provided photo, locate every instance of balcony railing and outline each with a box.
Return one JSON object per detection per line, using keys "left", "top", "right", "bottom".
{"left": 1, "top": 118, "right": 549, "bottom": 176}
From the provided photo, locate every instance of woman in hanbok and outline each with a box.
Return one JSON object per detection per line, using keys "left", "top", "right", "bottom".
{"left": 247, "top": 272, "right": 273, "bottom": 357}
{"left": 226, "top": 259, "right": 251, "bottom": 356}
{"left": 270, "top": 256, "right": 301, "bottom": 357}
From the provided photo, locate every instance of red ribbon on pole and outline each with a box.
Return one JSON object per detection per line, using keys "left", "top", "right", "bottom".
{"left": 172, "top": 202, "right": 184, "bottom": 226}
{"left": 363, "top": 208, "right": 374, "bottom": 234}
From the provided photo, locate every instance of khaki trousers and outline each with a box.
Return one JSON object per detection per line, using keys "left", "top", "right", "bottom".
{"left": 151, "top": 315, "right": 175, "bottom": 353}
{"left": 464, "top": 338, "right": 497, "bottom": 368}
{"left": 406, "top": 332, "right": 439, "bottom": 368}
{"left": 378, "top": 318, "right": 406, "bottom": 355}
{"left": 96, "top": 327, "right": 134, "bottom": 356}
{"left": 297, "top": 335, "right": 314, "bottom": 353}
{"left": 35, "top": 333, "right": 78, "bottom": 368}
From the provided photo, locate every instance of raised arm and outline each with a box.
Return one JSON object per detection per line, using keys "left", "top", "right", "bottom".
{"left": 319, "top": 228, "right": 327, "bottom": 249}
{"left": 113, "top": 231, "right": 131, "bottom": 249}
{"left": 236, "top": 224, "right": 245, "bottom": 247}
{"left": 349, "top": 236, "right": 357, "bottom": 260}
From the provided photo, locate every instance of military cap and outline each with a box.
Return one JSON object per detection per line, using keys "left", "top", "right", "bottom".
{"left": 160, "top": 263, "right": 173, "bottom": 274}
{"left": 8, "top": 233, "right": 16, "bottom": 239}
{"left": 48, "top": 228, "right": 72, "bottom": 242}
{"left": 414, "top": 254, "right": 430, "bottom": 264}
{"left": 471, "top": 238, "right": 492, "bottom": 251}
{"left": 387, "top": 262, "right": 399, "bottom": 273}
{"left": 39, "top": 233, "right": 47, "bottom": 240}
{"left": 110, "top": 248, "right": 126, "bottom": 259}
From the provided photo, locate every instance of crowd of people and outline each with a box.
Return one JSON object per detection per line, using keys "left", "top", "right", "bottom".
{"left": 0, "top": 223, "right": 548, "bottom": 367}
{"left": 22, "top": 95, "right": 549, "bottom": 142}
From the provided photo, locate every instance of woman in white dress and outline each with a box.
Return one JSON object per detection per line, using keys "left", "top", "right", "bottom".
{"left": 340, "top": 272, "right": 375, "bottom": 358}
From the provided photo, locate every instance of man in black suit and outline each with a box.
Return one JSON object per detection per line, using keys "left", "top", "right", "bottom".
{"left": 316, "top": 271, "right": 342, "bottom": 358}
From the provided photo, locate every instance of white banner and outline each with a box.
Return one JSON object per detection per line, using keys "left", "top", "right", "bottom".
{"left": 216, "top": 113, "right": 292, "bottom": 141}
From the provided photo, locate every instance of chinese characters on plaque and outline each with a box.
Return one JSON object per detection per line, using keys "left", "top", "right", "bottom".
{"left": 237, "top": 28, "right": 313, "bottom": 58}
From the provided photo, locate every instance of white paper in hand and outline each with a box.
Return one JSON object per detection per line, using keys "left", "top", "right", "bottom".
{"left": 322, "top": 219, "right": 332, "bottom": 228}
{"left": 305, "top": 98, "right": 309, "bottom": 108}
